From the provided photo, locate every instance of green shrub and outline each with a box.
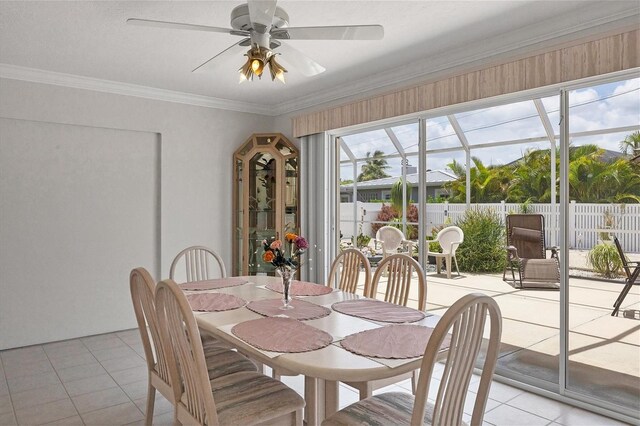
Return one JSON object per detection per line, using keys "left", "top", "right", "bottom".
{"left": 455, "top": 208, "right": 506, "bottom": 273}
{"left": 587, "top": 243, "right": 623, "bottom": 278}
{"left": 356, "top": 233, "right": 371, "bottom": 249}
{"left": 427, "top": 226, "right": 443, "bottom": 253}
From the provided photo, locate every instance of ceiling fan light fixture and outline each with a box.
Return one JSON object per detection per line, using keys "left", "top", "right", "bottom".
{"left": 238, "top": 44, "right": 288, "bottom": 83}
{"left": 268, "top": 55, "right": 287, "bottom": 83}
{"left": 251, "top": 58, "right": 264, "bottom": 74}
{"left": 238, "top": 58, "right": 253, "bottom": 83}
{"left": 241, "top": 45, "right": 270, "bottom": 79}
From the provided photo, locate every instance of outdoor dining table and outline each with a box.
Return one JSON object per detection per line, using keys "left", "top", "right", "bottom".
{"left": 187, "top": 275, "right": 444, "bottom": 426}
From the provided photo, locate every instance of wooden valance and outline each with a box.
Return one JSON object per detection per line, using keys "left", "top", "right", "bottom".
{"left": 292, "top": 29, "right": 639, "bottom": 137}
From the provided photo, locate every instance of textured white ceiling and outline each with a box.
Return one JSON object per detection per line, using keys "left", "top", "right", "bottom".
{"left": 0, "top": 1, "right": 638, "bottom": 110}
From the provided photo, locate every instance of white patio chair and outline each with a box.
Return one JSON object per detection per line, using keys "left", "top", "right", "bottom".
{"left": 376, "top": 225, "right": 415, "bottom": 259}
{"left": 426, "top": 226, "right": 464, "bottom": 279}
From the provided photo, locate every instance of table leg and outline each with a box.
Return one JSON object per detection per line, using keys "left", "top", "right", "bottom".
{"left": 324, "top": 380, "right": 339, "bottom": 419}
{"left": 304, "top": 376, "right": 318, "bottom": 426}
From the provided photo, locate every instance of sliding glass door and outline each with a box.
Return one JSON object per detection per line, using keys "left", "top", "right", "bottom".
{"left": 563, "top": 77, "right": 640, "bottom": 417}
{"left": 331, "top": 72, "right": 640, "bottom": 422}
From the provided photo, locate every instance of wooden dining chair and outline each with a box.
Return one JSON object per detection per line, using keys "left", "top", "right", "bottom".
{"left": 369, "top": 253, "right": 426, "bottom": 310}
{"left": 155, "top": 278, "right": 305, "bottom": 425}
{"left": 170, "top": 245, "right": 226, "bottom": 282}
{"left": 324, "top": 293, "right": 502, "bottom": 426}
{"left": 129, "top": 267, "right": 257, "bottom": 425}
{"left": 327, "top": 248, "right": 372, "bottom": 296}
{"left": 343, "top": 253, "right": 427, "bottom": 399}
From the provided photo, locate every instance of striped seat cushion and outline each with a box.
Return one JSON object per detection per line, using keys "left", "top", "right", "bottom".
{"left": 201, "top": 331, "right": 232, "bottom": 350}
{"left": 203, "top": 346, "right": 257, "bottom": 378}
{"left": 322, "top": 392, "right": 468, "bottom": 426}
{"left": 209, "top": 371, "right": 305, "bottom": 425}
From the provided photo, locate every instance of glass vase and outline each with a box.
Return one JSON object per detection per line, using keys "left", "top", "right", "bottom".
{"left": 277, "top": 267, "right": 294, "bottom": 310}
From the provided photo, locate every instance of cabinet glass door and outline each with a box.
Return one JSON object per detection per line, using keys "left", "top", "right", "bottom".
{"left": 248, "top": 152, "right": 277, "bottom": 275}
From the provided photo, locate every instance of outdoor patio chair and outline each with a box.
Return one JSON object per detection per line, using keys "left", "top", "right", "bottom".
{"left": 503, "top": 214, "right": 560, "bottom": 289}
{"left": 611, "top": 236, "right": 640, "bottom": 317}
{"left": 375, "top": 225, "right": 415, "bottom": 260}
{"left": 425, "top": 225, "right": 464, "bottom": 279}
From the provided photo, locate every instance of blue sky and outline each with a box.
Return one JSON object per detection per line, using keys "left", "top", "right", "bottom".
{"left": 340, "top": 77, "right": 640, "bottom": 179}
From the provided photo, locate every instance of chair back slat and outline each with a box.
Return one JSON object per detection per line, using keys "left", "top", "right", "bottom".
{"left": 129, "top": 268, "right": 175, "bottom": 387}
{"left": 156, "top": 279, "right": 219, "bottom": 425}
{"left": 412, "top": 293, "right": 501, "bottom": 426}
{"left": 370, "top": 254, "right": 426, "bottom": 310}
{"left": 328, "top": 249, "right": 372, "bottom": 296}
{"left": 170, "top": 246, "right": 226, "bottom": 283}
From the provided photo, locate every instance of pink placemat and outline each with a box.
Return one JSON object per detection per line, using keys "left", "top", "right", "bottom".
{"left": 340, "top": 325, "right": 450, "bottom": 359}
{"left": 186, "top": 293, "right": 247, "bottom": 312}
{"left": 231, "top": 317, "right": 333, "bottom": 353}
{"left": 332, "top": 299, "right": 426, "bottom": 323}
{"left": 246, "top": 298, "right": 331, "bottom": 321}
{"left": 265, "top": 280, "right": 333, "bottom": 296}
{"left": 179, "top": 277, "right": 248, "bottom": 291}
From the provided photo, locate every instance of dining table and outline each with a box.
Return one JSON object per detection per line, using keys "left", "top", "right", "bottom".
{"left": 184, "top": 275, "right": 445, "bottom": 426}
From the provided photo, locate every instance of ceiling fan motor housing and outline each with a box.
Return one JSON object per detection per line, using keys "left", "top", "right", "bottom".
{"left": 230, "top": 4, "right": 290, "bottom": 32}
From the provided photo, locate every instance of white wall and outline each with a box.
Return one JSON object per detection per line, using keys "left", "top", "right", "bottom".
{"left": 0, "top": 78, "right": 273, "bottom": 349}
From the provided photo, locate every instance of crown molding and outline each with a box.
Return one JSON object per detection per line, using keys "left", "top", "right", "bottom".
{"left": 274, "top": 9, "right": 640, "bottom": 116}
{"left": 0, "top": 63, "right": 275, "bottom": 116}
{"left": 0, "top": 5, "right": 637, "bottom": 119}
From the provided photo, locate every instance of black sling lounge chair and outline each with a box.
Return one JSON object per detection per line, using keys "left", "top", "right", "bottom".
{"left": 503, "top": 214, "right": 560, "bottom": 290}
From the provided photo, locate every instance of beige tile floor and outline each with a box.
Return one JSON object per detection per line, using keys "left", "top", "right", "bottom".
{"left": 0, "top": 330, "right": 630, "bottom": 426}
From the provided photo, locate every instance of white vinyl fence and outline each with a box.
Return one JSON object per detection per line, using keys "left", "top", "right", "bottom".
{"left": 340, "top": 201, "right": 640, "bottom": 252}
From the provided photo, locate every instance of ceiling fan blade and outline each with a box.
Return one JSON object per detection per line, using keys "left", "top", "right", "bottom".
{"left": 272, "top": 25, "right": 384, "bottom": 40}
{"left": 275, "top": 42, "right": 326, "bottom": 77}
{"left": 248, "top": 0, "right": 278, "bottom": 33}
{"left": 127, "top": 18, "right": 247, "bottom": 36}
{"left": 192, "top": 39, "right": 249, "bottom": 73}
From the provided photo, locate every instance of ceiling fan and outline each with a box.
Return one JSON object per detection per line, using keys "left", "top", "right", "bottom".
{"left": 127, "top": 0, "right": 384, "bottom": 83}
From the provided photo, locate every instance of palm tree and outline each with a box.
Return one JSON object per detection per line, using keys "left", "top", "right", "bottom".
{"left": 444, "top": 145, "right": 640, "bottom": 204}
{"left": 508, "top": 148, "right": 555, "bottom": 203}
{"left": 568, "top": 145, "right": 640, "bottom": 203}
{"left": 445, "top": 157, "right": 514, "bottom": 203}
{"left": 357, "top": 150, "right": 391, "bottom": 182}
{"left": 619, "top": 131, "right": 640, "bottom": 156}
{"left": 447, "top": 159, "right": 466, "bottom": 178}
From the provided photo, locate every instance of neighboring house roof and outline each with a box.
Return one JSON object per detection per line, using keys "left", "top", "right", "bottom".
{"left": 341, "top": 170, "right": 457, "bottom": 190}
{"left": 506, "top": 148, "right": 625, "bottom": 166}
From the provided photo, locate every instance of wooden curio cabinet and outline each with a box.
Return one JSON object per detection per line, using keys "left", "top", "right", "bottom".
{"left": 233, "top": 133, "right": 299, "bottom": 276}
